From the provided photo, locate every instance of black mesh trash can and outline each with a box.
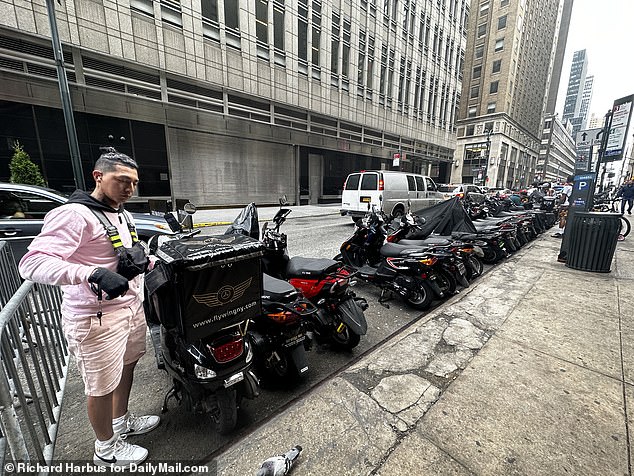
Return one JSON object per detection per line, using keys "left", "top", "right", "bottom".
{"left": 566, "top": 212, "right": 621, "bottom": 272}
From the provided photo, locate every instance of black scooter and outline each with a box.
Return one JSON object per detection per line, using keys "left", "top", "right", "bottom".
{"left": 338, "top": 206, "right": 435, "bottom": 310}
{"left": 144, "top": 205, "right": 261, "bottom": 435}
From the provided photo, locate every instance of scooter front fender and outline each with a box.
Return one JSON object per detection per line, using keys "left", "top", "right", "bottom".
{"left": 337, "top": 298, "right": 368, "bottom": 335}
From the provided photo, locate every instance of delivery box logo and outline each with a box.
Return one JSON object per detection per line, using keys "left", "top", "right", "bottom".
{"left": 193, "top": 277, "right": 253, "bottom": 308}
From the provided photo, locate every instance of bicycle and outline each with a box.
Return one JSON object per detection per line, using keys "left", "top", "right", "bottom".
{"left": 590, "top": 201, "right": 630, "bottom": 238}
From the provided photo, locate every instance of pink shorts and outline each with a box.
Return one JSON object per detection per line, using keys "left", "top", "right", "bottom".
{"left": 63, "top": 303, "right": 147, "bottom": 397}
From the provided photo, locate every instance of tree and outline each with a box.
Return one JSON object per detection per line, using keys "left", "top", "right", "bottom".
{"left": 9, "top": 142, "right": 45, "bottom": 186}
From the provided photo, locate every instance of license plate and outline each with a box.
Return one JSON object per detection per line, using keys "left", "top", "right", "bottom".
{"left": 457, "top": 262, "right": 466, "bottom": 274}
{"left": 283, "top": 335, "right": 304, "bottom": 348}
{"left": 360, "top": 196, "right": 371, "bottom": 203}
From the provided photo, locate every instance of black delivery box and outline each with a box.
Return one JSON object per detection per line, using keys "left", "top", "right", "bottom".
{"left": 147, "top": 234, "right": 264, "bottom": 342}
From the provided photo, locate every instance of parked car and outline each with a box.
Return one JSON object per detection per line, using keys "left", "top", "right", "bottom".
{"left": 486, "top": 187, "right": 513, "bottom": 198}
{"left": 449, "top": 184, "right": 486, "bottom": 203}
{"left": 437, "top": 184, "right": 456, "bottom": 200}
{"left": 340, "top": 171, "right": 445, "bottom": 220}
{"left": 0, "top": 182, "right": 173, "bottom": 262}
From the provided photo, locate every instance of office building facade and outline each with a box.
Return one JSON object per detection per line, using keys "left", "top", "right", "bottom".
{"left": 536, "top": 113, "right": 575, "bottom": 182}
{"left": 561, "top": 48, "right": 590, "bottom": 138}
{"left": 0, "top": 0, "right": 467, "bottom": 206}
{"left": 451, "top": 0, "right": 565, "bottom": 190}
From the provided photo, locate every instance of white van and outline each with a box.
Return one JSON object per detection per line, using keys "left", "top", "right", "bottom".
{"left": 340, "top": 171, "right": 444, "bottom": 219}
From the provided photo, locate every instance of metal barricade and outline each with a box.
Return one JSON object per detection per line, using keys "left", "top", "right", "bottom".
{"left": 0, "top": 241, "right": 68, "bottom": 465}
{"left": 0, "top": 242, "right": 22, "bottom": 308}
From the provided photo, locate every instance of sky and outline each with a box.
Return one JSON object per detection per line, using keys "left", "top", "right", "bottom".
{"left": 555, "top": 0, "right": 634, "bottom": 120}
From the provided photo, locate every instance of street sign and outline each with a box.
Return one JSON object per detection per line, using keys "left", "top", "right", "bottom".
{"left": 392, "top": 152, "right": 401, "bottom": 167}
{"left": 605, "top": 94, "right": 634, "bottom": 161}
{"left": 575, "top": 127, "right": 603, "bottom": 172}
{"left": 575, "top": 128, "right": 603, "bottom": 148}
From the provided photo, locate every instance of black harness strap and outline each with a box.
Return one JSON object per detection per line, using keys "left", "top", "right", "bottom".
{"left": 88, "top": 207, "right": 139, "bottom": 255}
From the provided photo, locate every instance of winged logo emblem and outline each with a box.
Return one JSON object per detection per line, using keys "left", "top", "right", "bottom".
{"left": 193, "top": 278, "right": 253, "bottom": 308}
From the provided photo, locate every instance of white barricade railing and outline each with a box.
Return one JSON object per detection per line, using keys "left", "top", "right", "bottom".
{"left": 0, "top": 241, "right": 69, "bottom": 466}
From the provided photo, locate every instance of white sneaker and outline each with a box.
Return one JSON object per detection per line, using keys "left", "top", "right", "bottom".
{"left": 113, "top": 412, "right": 160, "bottom": 436}
{"left": 94, "top": 434, "right": 148, "bottom": 468}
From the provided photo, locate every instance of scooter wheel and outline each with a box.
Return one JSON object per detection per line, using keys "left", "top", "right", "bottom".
{"left": 211, "top": 388, "right": 238, "bottom": 435}
{"left": 405, "top": 278, "right": 433, "bottom": 311}
{"left": 330, "top": 324, "right": 361, "bottom": 351}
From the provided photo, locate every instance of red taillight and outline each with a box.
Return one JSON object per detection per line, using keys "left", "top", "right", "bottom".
{"left": 386, "top": 234, "right": 396, "bottom": 242}
{"left": 209, "top": 335, "right": 244, "bottom": 363}
{"left": 458, "top": 192, "right": 464, "bottom": 199}
{"left": 379, "top": 179, "right": 384, "bottom": 191}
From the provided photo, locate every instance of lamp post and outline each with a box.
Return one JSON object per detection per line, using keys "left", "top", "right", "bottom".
{"left": 596, "top": 109, "right": 614, "bottom": 193}
{"left": 483, "top": 128, "right": 492, "bottom": 187}
{"left": 45, "top": 0, "right": 84, "bottom": 190}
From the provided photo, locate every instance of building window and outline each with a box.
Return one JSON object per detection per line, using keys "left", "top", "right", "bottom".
{"left": 500, "top": 0, "right": 509, "bottom": 6}
{"left": 387, "top": 48, "right": 395, "bottom": 106}
{"left": 468, "top": 106, "right": 477, "bottom": 117}
{"left": 367, "top": 35, "right": 375, "bottom": 92}
{"left": 470, "top": 85, "right": 479, "bottom": 99}
{"left": 161, "top": 0, "right": 182, "bottom": 27}
{"left": 358, "top": 29, "right": 366, "bottom": 94}
{"left": 331, "top": 12, "right": 340, "bottom": 78}
{"left": 497, "top": 14, "right": 507, "bottom": 30}
{"left": 490, "top": 80, "right": 499, "bottom": 93}
{"left": 131, "top": 0, "right": 154, "bottom": 17}
{"left": 298, "top": 0, "right": 308, "bottom": 73}
{"left": 475, "top": 44, "right": 484, "bottom": 59}
{"left": 494, "top": 38, "right": 504, "bottom": 52}
{"left": 379, "top": 44, "right": 387, "bottom": 101}
{"left": 487, "top": 102, "right": 496, "bottom": 113}
{"left": 201, "top": 0, "right": 219, "bottom": 40}
{"left": 477, "top": 24, "right": 487, "bottom": 38}
{"left": 397, "top": 56, "right": 405, "bottom": 104}
{"left": 273, "top": 1, "right": 285, "bottom": 62}
{"left": 342, "top": 17, "right": 350, "bottom": 88}
{"left": 492, "top": 59, "right": 501, "bottom": 73}
{"left": 466, "top": 125, "right": 475, "bottom": 136}
{"left": 224, "top": 0, "right": 240, "bottom": 47}
{"left": 311, "top": 0, "right": 321, "bottom": 74}
{"left": 255, "top": 0, "right": 268, "bottom": 58}
{"left": 479, "top": 1, "right": 489, "bottom": 16}
{"left": 472, "top": 65, "right": 481, "bottom": 79}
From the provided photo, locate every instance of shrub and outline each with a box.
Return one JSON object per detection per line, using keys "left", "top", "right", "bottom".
{"left": 9, "top": 142, "right": 45, "bottom": 186}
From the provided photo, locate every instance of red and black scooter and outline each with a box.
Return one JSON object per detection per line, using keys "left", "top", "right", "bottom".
{"left": 229, "top": 201, "right": 368, "bottom": 351}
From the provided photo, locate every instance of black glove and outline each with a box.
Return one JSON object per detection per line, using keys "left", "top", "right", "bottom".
{"left": 88, "top": 267, "right": 129, "bottom": 300}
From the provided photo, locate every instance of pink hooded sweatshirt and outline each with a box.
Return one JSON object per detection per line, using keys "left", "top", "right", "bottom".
{"left": 19, "top": 191, "right": 143, "bottom": 318}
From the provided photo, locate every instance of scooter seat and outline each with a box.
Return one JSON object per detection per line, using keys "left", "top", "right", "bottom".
{"left": 380, "top": 242, "right": 428, "bottom": 257}
{"left": 286, "top": 257, "right": 340, "bottom": 278}
{"left": 262, "top": 273, "right": 297, "bottom": 301}
{"left": 399, "top": 237, "right": 452, "bottom": 247}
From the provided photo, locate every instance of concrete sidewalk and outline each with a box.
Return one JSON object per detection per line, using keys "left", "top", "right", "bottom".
{"left": 214, "top": 233, "right": 634, "bottom": 475}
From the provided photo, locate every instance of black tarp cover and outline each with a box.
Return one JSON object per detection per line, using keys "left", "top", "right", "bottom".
{"left": 410, "top": 197, "right": 477, "bottom": 238}
{"left": 225, "top": 202, "right": 260, "bottom": 239}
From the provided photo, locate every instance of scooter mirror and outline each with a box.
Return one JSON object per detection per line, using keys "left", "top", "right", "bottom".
{"left": 183, "top": 202, "right": 197, "bottom": 214}
{"left": 279, "top": 195, "right": 289, "bottom": 206}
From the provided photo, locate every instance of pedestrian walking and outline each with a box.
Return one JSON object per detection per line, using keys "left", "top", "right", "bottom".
{"left": 18, "top": 147, "right": 159, "bottom": 468}
{"left": 551, "top": 175, "right": 574, "bottom": 238}
{"left": 616, "top": 179, "right": 634, "bottom": 215}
